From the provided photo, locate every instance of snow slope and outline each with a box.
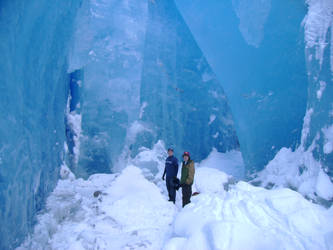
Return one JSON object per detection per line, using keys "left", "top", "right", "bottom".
{"left": 167, "top": 182, "right": 333, "bottom": 250}
{"left": 18, "top": 151, "right": 333, "bottom": 250}
{"left": 18, "top": 165, "right": 175, "bottom": 250}
{"left": 198, "top": 148, "right": 245, "bottom": 180}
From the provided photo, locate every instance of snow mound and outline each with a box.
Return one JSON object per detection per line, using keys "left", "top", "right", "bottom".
{"left": 198, "top": 148, "right": 245, "bottom": 180}
{"left": 130, "top": 140, "right": 167, "bottom": 175}
{"left": 322, "top": 125, "right": 333, "bottom": 154}
{"left": 255, "top": 147, "right": 333, "bottom": 201}
{"left": 18, "top": 156, "right": 333, "bottom": 250}
{"left": 194, "top": 167, "right": 229, "bottom": 194}
{"left": 18, "top": 166, "right": 175, "bottom": 250}
{"left": 166, "top": 181, "right": 333, "bottom": 250}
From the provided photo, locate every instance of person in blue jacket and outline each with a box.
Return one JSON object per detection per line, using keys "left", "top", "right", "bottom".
{"left": 162, "top": 148, "right": 179, "bottom": 203}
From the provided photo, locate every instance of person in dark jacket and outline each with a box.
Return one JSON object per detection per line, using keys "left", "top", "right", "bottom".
{"left": 162, "top": 148, "right": 179, "bottom": 203}
{"left": 180, "top": 151, "right": 195, "bottom": 207}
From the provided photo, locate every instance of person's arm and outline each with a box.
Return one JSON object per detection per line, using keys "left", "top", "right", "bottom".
{"left": 186, "top": 161, "right": 195, "bottom": 185}
{"left": 162, "top": 162, "right": 166, "bottom": 180}
{"left": 162, "top": 161, "right": 166, "bottom": 180}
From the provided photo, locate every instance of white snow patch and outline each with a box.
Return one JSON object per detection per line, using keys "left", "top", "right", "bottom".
{"left": 317, "top": 80, "right": 327, "bottom": 99}
{"left": 301, "top": 108, "right": 314, "bottom": 147}
{"left": 63, "top": 142, "right": 68, "bottom": 153}
{"left": 126, "top": 120, "right": 148, "bottom": 143}
{"left": 209, "top": 90, "right": 218, "bottom": 98}
{"left": 303, "top": 0, "right": 333, "bottom": 71}
{"left": 167, "top": 181, "right": 333, "bottom": 250}
{"left": 60, "top": 163, "right": 75, "bottom": 181}
{"left": 139, "top": 101, "right": 148, "bottom": 119}
{"left": 114, "top": 121, "right": 153, "bottom": 171}
{"left": 208, "top": 114, "right": 216, "bottom": 125}
{"left": 322, "top": 124, "right": 333, "bottom": 154}
{"left": 256, "top": 145, "right": 333, "bottom": 200}
{"left": 131, "top": 140, "right": 167, "bottom": 175}
{"left": 18, "top": 149, "right": 333, "bottom": 250}
{"left": 316, "top": 168, "right": 333, "bottom": 200}
{"left": 66, "top": 111, "right": 82, "bottom": 164}
{"left": 194, "top": 167, "right": 229, "bottom": 194}
{"left": 164, "top": 237, "right": 187, "bottom": 250}
{"left": 198, "top": 148, "right": 245, "bottom": 180}
{"left": 201, "top": 72, "right": 214, "bottom": 82}
{"left": 18, "top": 166, "right": 175, "bottom": 250}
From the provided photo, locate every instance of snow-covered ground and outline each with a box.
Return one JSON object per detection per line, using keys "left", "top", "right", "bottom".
{"left": 18, "top": 145, "right": 333, "bottom": 250}
{"left": 18, "top": 165, "right": 176, "bottom": 250}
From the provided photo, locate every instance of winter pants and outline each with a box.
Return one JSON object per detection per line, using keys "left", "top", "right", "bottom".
{"left": 182, "top": 184, "right": 192, "bottom": 207}
{"left": 166, "top": 177, "right": 176, "bottom": 203}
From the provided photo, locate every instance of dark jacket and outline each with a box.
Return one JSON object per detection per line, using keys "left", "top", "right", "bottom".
{"left": 180, "top": 160, "right": 195, "bottom": 185}
{"left": 163, "top": 156, "right": 179, "bottom": 178}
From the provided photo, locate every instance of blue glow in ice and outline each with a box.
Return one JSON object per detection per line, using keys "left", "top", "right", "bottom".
{"left": 0, "top": 0, "right": 82, "bottom": 248}
{"left": 174, "top": 0, "right": 309, "bottom": 173}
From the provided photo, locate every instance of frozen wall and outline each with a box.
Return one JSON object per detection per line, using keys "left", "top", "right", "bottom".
{"left": 138, "top": 0, "right": 239, "bottom": 160}
{"left": 174, "top": 0, "right": 309, "bottom": 173}
{"left": 302, "top": 0, "right": 333, "bottom": 175}
{"left": 71, "top": 0, "right": 240, "bottom": 177}
{"left": 3, "top": 0, "right": 331, "bottom": 247}
{"left": 0, "top": 0, "right": 82, "bottom": 249}
{"left": 68, "top": 0, "right": 149, "bottom": 177}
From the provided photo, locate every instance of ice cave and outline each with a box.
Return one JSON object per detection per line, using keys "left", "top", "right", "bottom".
{"left": 0, "top": 0, "right": 332, "bottom": 249}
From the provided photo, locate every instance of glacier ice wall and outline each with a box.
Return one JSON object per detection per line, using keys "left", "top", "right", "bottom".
{"left": 0, "top": 0, "right": 82, "bottom": 248}
{"left": 3, "top": 0, "right": 331, "bottom": 247}
{"left": 174, "top": 0, "right": 309, "bottom": 173}
{"left": 257, "top": 1, "right": 333, "bottom": 195}
{"left": 302, "top": 0, "right": 333, "bottom": 175}
{"left": 138, "top": 0, "right": 239, "bottom": 161}
{"left": 68, "top": 0, "right": 149, "bottom": 177}
{"left": 70, "top": 0, "right": 240, "bottom": 177}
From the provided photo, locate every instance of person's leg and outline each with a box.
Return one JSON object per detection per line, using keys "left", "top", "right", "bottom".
{"left": 188, "top": 185, "right": 192, "bottom": 204}
{"left": 166, "top": 177, "right": 172, "bottom": 201}
{"left": 182, "top": 184, "right": 192, "bottom": 207}
{"left": 169, "top": 178, "right": 176, "bottom": 203}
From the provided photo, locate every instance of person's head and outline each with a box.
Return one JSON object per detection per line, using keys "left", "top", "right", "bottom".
{"left": 168, "top": 148, "right": 174, "bottom": 156}
{"left": 183, "top": 151, "right": 190, "bottom": 161}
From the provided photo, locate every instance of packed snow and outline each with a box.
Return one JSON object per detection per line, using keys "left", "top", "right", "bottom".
{"left": 18, "top": 165, "right": 175, "bottom": 250}
{"left": 256, "top": 105, "right": 333, "bottom": 202}
{"left": 198, "top": 148, "right": 245, "bottom": 180}
{"left": 66, "top": 110, "right": 82, "bottom": 164}
{"left": 166, "top": 182, "right": 333, "bottom": 250}
{"left": 255, "top": 146, "right": 333, "bottom": 201}
{"left": 317, "top": 81, "right": 327, "bottom": 100}
{"left": 303, "top": 0, "right": 333, "bottom": 70}
{"left": 322, "top": 125, "right": 333, "bottom": 154}
{"left": 18, "top": 145, "right": 333, "bottom": 250}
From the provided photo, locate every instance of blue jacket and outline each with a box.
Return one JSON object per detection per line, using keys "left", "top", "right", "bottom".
{"left": 163, "top": 156, "right": 179, "bottom": 178}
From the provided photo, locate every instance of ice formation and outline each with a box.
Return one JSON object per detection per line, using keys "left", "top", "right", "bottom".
{"left": 0, "top": 0, "right": 332, "bottom": 248}
{"left": 0, "top": 0, "right": 83, "bottom": 248}
{"left": 18, "top": 147, "right": 333, "bottom": 250}
{"left": 68, "top": 0, "right": 239, "bottom": 178}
